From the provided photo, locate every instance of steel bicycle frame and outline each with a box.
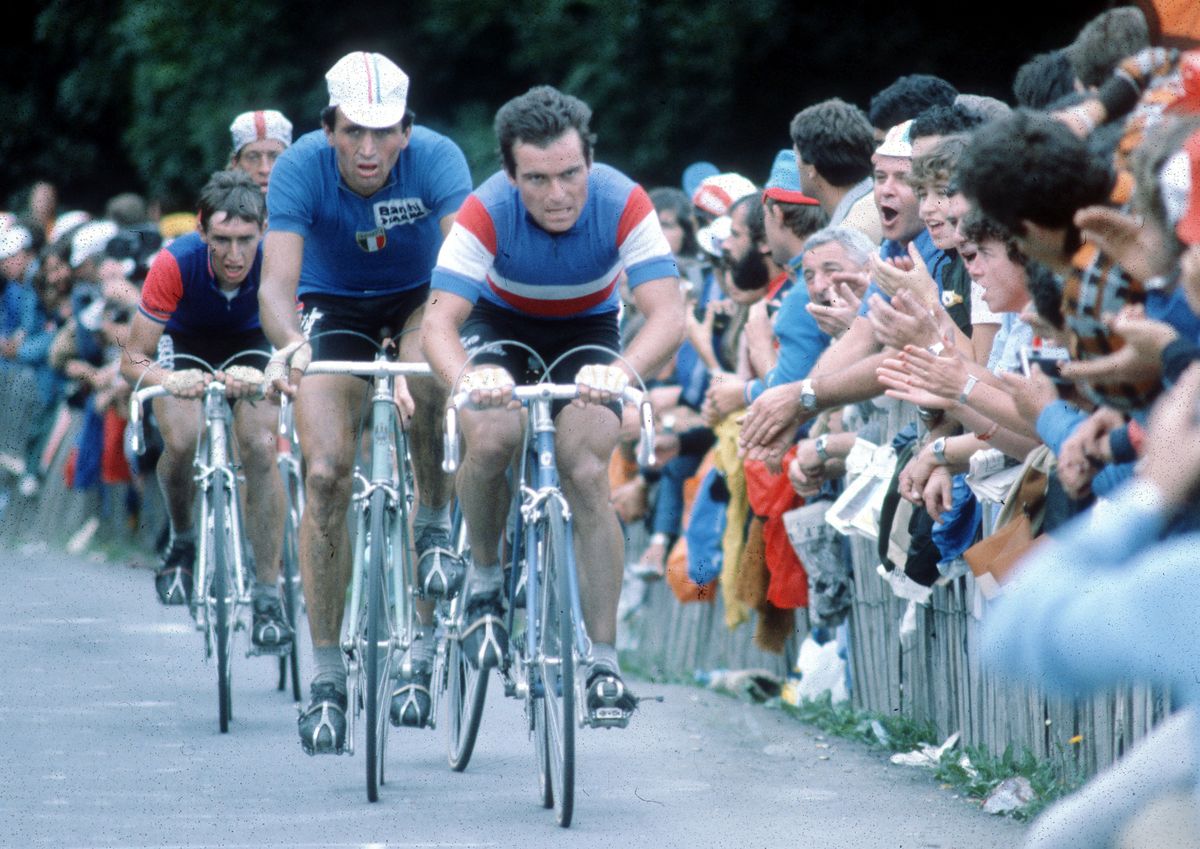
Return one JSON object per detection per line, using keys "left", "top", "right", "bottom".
{"left": 192, "top": 383, "right": 250, "bottom": 646}
{"left": 515, "top": 394, "right": 593, "bottom": 712}
{"left": 342, "top": 357, "right": 420, "bottom": 752}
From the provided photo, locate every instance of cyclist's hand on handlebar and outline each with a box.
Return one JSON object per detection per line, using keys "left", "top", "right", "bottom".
{"left": 219, "top": 365, "right": 266, "bottom": 400}
{"left": 461, "top": 366, "right": 517, "bottom": 409}
{"left": 574, "top": 363, "right": 629, "bottom": 407}
{"left": 162, "top": 368, "right": 210, "bottom": 399}
{"left": 264, "top": 339, "right": 312, "bottom": 401}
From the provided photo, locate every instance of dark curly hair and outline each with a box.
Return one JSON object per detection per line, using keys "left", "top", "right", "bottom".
{"left": 868, "top": 74, "right": 958, "bottom": 133}
{"left": 495, "top": 85, "right": 597, "bottom": 176}
{"left": 957, "top": 109, "right": 1113, "bottom": 234}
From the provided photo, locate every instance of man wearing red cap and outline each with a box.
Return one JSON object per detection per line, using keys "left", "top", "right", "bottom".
{"left": 259, "top": 51, "right": 472, "bottom": 755}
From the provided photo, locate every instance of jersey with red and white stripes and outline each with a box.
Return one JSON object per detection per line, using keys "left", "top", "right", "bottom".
{"left": 430, "top": 163, "right": 677, "bottom": 318}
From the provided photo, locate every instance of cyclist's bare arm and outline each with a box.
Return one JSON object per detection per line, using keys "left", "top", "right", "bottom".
{"left": 620, "top": 276, "right": 686, "bottom": 383}
{"left": 420, "top": 288, "right": 475, "bottom": 393}
{"left": 258, "top": 230, "right": 306, "bottom": 396}
{"left": 119, "top": 311, "right": 168, "bottom": 389}
{"left": 259, "top": 230, "right": 305, "bottom": 349}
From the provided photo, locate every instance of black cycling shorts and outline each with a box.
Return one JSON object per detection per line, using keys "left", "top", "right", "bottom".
{"left": 158, "top": 327, "right": 272, "bottom": 372}
{"left": 459, "top": 300, "right": 622, "bottom": 419}
{"left": 299, "top": 287, "right": 429, "bottom": 364}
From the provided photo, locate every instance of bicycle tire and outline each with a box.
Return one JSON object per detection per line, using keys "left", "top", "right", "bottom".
{"left": 446, "top": 507, "right": 487, "bottom": 771}
{"left": 538, "top": 502, "right": 575, "bottom": 827}
{"left": 446, "top": 622, "right": 488, "bottom": 771}
{"left": 278, "top": 494, "right": 302, "bottom": 702}
{"left": 364, "top": 487, "right": 389, "bottom": 802}
{"left": 211, "top": 482, "right": 234, "bottom": 734}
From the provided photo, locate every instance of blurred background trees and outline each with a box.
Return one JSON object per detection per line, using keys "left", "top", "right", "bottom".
{"left": 6, "top": 0, "right": 1110, "bottom": 213}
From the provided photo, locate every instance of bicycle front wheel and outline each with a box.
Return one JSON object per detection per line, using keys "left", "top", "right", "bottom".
{"left": 447, "top": 508, "right": 487, "bottom": 771}
{"left": 535, "top": 502, "right": 575, "bottom": 827}
{"left": 278, "top": 482, "right": 302, "bottom": 702}
{"left": 210, "top": 482, "right": 235, "bottom": 733}
{"left": 364, "top": 487, "right": 391, "bottom": 802}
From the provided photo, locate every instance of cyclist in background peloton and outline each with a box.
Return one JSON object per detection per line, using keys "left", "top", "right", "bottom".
{"left": 422, "top": 85, "right": 685, "bottom": 726}
{"left": 120, "top": 170, "right": 291, "bottom": 653}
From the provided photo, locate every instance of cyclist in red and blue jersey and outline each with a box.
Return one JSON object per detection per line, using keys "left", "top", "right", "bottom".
{"left": 120, "top": 170, "right": 291, "bottom": 653}
{"left": 422, "top": 86, "right": 685, "bottom": 726}
{"left": 258, "top": 51, "right": 472, "bottom": 754}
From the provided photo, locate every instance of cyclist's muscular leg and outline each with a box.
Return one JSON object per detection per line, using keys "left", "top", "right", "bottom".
{"left": 151, "top": 396, "right": 203, "bottom": 534}
{"left": 233, "top": 398, "right": 285, "bottom": 584}
{"left": 555, "top": 404, "right": 622, "bottom": 645}
{"left": 296, "top": 374, "right": 367, "bottom": 650}
{"left": 399, "top": 306, "right": 453, "bottom": 512}
{"left": 457, "top": 407, "right": 523, "bottom": 567}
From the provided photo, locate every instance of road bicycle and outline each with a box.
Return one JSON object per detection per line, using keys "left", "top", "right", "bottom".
{"left": 130, "top": 353, "right": 275, "bottom": 733}
{"left": 304, "top": 334, "right": 445, "bottom": 802}
{"left": 443, "top": 345, "right": 654, "bottom": 827}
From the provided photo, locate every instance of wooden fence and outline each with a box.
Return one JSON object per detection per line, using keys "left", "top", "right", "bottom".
{"left": 620, "top": 404, "right": 1171, "bottom": 786}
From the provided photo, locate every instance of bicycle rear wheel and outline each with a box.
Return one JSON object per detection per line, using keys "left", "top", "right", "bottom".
{"left": 364, "top": 487, "right": 391, "bottom": 802}
{"left": 210, "top": 483, "right": 235, "bottom": 733}
{"left": 535, "top": 502, "right": 575, "bottom": 827}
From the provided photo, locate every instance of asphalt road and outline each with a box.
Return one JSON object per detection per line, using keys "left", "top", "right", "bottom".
{"left": 1, "top": 543, "right": 1025, "bottom": 849}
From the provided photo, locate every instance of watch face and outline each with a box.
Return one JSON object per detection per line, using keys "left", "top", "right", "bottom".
{"left": 801, "top": 392, "right": 817, "bottom": 410}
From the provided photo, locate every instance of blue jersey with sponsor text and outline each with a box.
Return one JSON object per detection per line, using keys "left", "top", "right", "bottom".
{"left": 267, "top": 127, "right": 471, "bottom": 299}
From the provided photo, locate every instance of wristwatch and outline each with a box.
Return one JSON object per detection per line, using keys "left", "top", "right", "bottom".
{"left": 799, "top": 378, "right": 818, "bottom": 412}
{"left": 930, "top": 436, "right": 948, "bottom": 466}
{"left": 814, "top": 434, "right": 830, "bottom": 463}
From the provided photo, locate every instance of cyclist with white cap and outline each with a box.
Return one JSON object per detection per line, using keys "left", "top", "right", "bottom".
{"left": 229, "top": 109, "right": 293, "bottom": 192}
{"left": 258, "top": 51, "right": 471, "bottom": 755}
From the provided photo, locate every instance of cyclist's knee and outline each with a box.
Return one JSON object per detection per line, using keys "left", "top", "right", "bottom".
{"left": 559, "top": 453, "right": 610, "bottom": 502}
{"left": 305, "top": 461, "right": 354, "bottom": 520}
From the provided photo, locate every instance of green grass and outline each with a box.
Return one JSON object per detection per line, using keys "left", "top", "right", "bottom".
{"left": 777, "top": 691, "right": 1083, "bottom": 821}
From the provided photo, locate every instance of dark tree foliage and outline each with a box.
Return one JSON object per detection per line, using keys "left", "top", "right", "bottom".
{"left": 7, "top": 0, "right": 1109, "bottom": 215}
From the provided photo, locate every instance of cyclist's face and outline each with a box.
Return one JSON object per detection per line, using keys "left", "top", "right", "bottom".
{"left": 234, "top": 139, "right": 287, "bottom": 191}
{"left": 200, "top": 212, "right": 263, "bottom": 287}
{"left": 508, "top": 129, "right": 590, "bottom": 234}
{"left": 326, "top": 108, "right": 410, "bottom": 197}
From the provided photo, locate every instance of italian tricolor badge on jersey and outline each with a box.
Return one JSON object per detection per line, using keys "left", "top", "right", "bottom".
{"left": 356, "top": 228, "right": 387, "bottom": 252}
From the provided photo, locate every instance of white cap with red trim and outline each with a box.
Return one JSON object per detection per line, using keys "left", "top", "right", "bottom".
{"left": 230, "top": 110, "right": 293, "bottom": 154}
{"left": 325, "top": 51, "right": 409, "bottom": 129}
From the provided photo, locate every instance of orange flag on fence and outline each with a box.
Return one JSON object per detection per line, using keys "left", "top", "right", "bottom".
{"left": 1140, "top": 0, "right": 1200, "bottom": 47}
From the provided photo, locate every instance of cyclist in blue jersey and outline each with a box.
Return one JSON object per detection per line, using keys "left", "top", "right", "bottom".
{"left": 422, "top": 86, "right": 685, "bottom": 726}
{"left": 258, "top": 52, "right": 472, "bottom": 754}
{"left": 120, "top": 170, "right": 291, "bottom": 651}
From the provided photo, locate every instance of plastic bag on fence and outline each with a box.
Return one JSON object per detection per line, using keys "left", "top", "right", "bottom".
{"left": 789, "top": 635, "right": 848, "bottom": 704}
{"left": 825, "top": 440, "right": 893, "bottom": 540}
{"left": 783, "top": 500, "right": 852, "bottom": 629}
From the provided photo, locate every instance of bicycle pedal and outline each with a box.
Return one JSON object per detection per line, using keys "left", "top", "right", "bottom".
{"left": 246, "top": 643, "right": 292, "bottom": 659}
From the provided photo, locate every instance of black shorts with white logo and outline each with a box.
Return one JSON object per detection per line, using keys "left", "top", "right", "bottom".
{"left": 300, "top": 287, "right": 429, "bottom": 364}
{"left": 459, "top": 300, "right": 622, "bottom": 419}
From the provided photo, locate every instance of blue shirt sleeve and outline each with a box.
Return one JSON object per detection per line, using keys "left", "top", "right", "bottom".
{"left": 419, "top": 133, "right": 473, "bottom": 223}
{"left": 265, "top": 140, "right": 317, "bottom": 239}
{"left": 981, "top": 481, "right": 1200, "bottom": 698}
{"left": 1035, "top": 400, "right": 1087, "bottom": 454}
{"left": 747, "top": 284, "right": 830, "bottom": 402}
